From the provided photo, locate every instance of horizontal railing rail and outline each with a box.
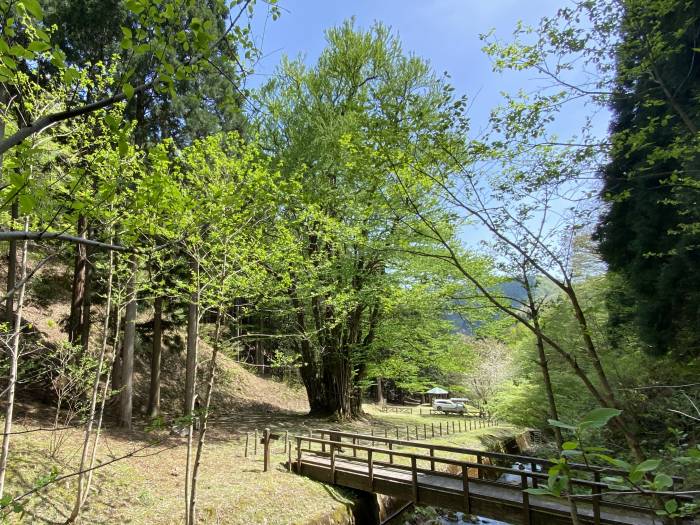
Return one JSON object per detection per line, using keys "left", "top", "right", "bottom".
{"left": 312, "top": 428, "right": 684, "bottom": 484}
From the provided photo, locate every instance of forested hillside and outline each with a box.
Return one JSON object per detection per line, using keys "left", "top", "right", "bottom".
{"left": 0, "top": 0, "right": 698, "bottom": 523}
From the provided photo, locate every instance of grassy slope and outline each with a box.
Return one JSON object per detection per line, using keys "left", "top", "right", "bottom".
{"left": 2, "top": 261, "right": 521, "bottom": 524}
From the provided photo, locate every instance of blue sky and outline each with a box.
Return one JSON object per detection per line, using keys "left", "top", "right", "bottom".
{"left": 247, "top": 0, "right": 601, "bottom": 136}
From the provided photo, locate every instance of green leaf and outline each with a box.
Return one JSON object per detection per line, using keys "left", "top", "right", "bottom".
{"left": 27, "top": 41, "right": 51, "bottom": 53}
{"left": 664, "top": 499, "right": 678, "bottom": 514}
{"left": 654, "top": 473, "right": 673, "bottom": 490}
{"left": 547, "top": 418, "right": 576, "bottom": 431}
{"left": 118, "top": 136, "right": 129, "bottom": 157}
{"left": 593, "top": 454, "right": 631, "bottom": 471}
{"left": 123, "top": 83, "right": 135, "bottom": 100}
{"left": 20, "top": 0, "right": 43, "bottom": 19}
{"left": 634, "top": 459, "right": 661, "bottom": 473}
{"left": 579, "top": 408, "right": 622, "bottom": 429}
{"left": 562, "top": 441, "right": 579, "bottom": 450}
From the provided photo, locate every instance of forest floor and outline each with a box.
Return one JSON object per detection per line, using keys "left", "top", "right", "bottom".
{"left": 4, "top": 379, "right": 520, "bottom": 524}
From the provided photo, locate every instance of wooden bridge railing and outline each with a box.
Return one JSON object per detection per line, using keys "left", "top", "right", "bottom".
{"left": 295, "top": 431, "right": 691, "bottom": 525}
{"left": 312, "top": 428, "right": 685, "bottom": 490}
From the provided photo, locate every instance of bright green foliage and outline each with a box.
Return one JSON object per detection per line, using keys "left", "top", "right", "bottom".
{"left": 529, "top": 409, "right": 699, "bottom": 519}
{"left": 257, "top": 21, "right": 480, "bottom": 417}
{"left": 492, "top": 275, "right": 700, "bottom": 451}
{"left": 366, "top": 275, "right": 472, "bottom": 394}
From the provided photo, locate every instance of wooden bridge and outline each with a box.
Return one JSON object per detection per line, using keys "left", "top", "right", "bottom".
{"left": 292, "top": 429, "right": 695, "bottom": 525}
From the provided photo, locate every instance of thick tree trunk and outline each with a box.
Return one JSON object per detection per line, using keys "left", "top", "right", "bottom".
{"left": 69, "top": 216, "right": 88, "bottom": 344}
{"left": 119, "top": 254, "right": 138, "bottom": 429}
{"left": 147, "top": 295, "right": 163, "bottom": 418}
{"left": 0, "top": 219, "right": 28, "bottom": 499}
{"left": 5, "top": 200, "right": 17, "bottom": 327}
{"left": 321, "top": 350, "right": 355, "bottom": 419}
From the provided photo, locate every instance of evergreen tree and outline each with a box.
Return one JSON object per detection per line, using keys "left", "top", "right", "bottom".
{"left": 596, "top": 0, "right": 700, "bottom": 356}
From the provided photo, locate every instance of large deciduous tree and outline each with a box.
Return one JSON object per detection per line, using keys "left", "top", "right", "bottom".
{"left": 258, "top": 21, "right": 467, "bottom": 418}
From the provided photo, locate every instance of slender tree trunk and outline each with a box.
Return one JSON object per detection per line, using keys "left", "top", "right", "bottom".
{"left": 68, "top": 216, "right": 88, "bottom": 344}
{"left": 5, "top": 200, "right": 17, "bottom": 327}
{"left": 67, "top": 245, "right": 114, "bottom": 522}
{"left": 522, "top": 271, "right": 563, "bottom": 447}
{"left": 83, "top": 304, "right": 122, "bottom": 503}
{"left": 79, "top": 236, "right": 94, "bottom": 353}
{"left": 376, "top": 377, "right": 384, "bottom": 404}
{"left": 0, "top": 218, "right": 28, "bottom": 498}
{"left": 147, "top": 295, "right": 163, "bottom": 418}
{"left": 184, "top": 269, "right": 199, "bottom": 415}
{"left": 255, "top": 314, "right": 264, "bottom": 374}
{"left": 119, "top": 254, "right": 138, "bottom": 429}
{"left": 535, "top": 333, "right": 562, "bottom": 446}
{"left": 184, "top": 260, "right": 199, "bottom": 525}
{"left": 188, "top": 311, "right": 222, "bottom": 525}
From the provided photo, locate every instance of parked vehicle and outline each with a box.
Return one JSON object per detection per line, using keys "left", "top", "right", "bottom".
{"left": 432, "top": 399, "right": 464, "bottom": 414}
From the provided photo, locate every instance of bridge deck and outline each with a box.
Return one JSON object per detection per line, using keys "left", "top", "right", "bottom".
{"left": 300, "top": 453, "right": 658, "bottom": 525}
{"left": 292, "top": 431, "right": 695, "bottom": 525}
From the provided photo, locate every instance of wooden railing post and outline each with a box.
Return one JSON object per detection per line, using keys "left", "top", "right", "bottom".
{"left": 296, "top": 436, "right": 302, "bottom": 473}
{"left": 330, "top": 442, "right": 336, "bottom": 483}
{"left": 431, "top": 423, "right": 435, "bottom": 437}
{"left": 384, "top": 428, "right": 388, "bottom": 438}
{"left": 411, "top": 456, "right": 419, "bottom": 503}
{"left": 531, "top": 462, "right": 538, "bottom": 488}
{"left": 352, "top": 436, "right": 357, "bottom": 458}
{"left": 462, "top": 464, "right": 471, "bottom": 514}
{"left": 429, "top": 447, "right": 435, "bottom": 471}
{"left": 476, "top": 454, "right": 483, "bottom": 479}
{"left": 406, "top": 424, "right": 410, "bottom": 440}
{"left": 521, "top": 471, "right": 531, "bottom": 525}
{"left": 396, "top": 427, "right": 400, "bottom": 439}
{"left": 415, "top": 424, "right": 418, "bottom": 439}
{"left": 439, "top": 422, "right": 443, "bottom": 437}
{"left": 368, "top": 449, "right": 374, "bottom": 490}
{"left": 593, "top": 471, "right": 602, "bottom": 525}
{"left": 263, "top": 428, "right": 271, "bottom": 472}
{"left": 388, "top": 442, "right": 394, "bottom": 464}
{"left": 423, "top": 423, "right": 427, "bottom": 439}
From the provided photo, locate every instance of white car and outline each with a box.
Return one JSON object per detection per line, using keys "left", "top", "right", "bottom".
{"left": 432, "top": 399, "right": 465, "bottom": 414}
